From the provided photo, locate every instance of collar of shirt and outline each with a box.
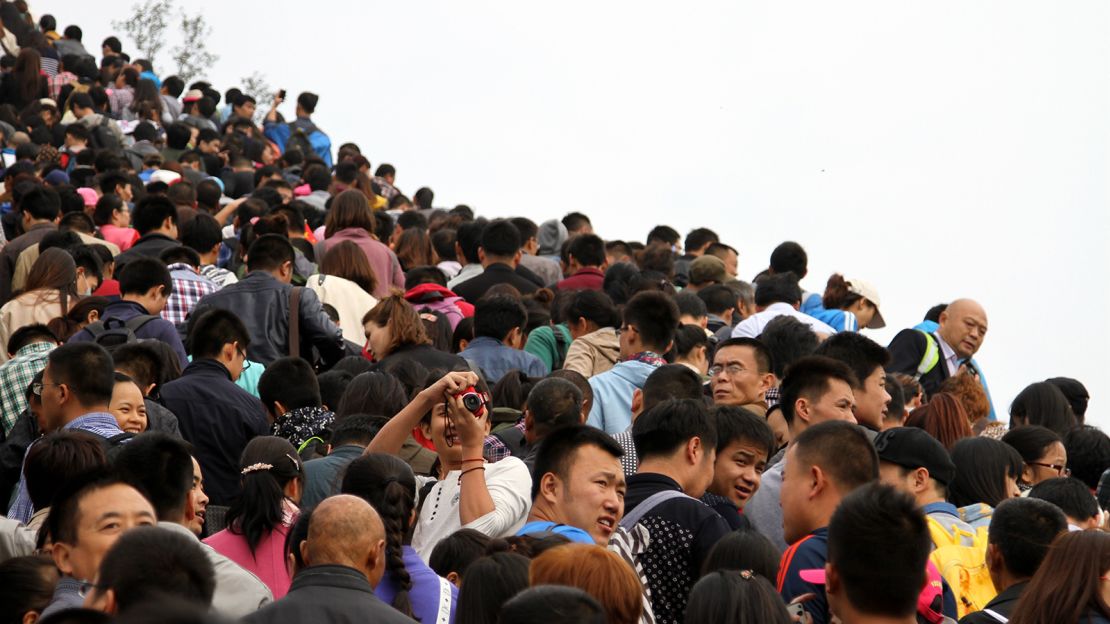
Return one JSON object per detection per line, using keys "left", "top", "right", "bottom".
{"left": 934, "top": 333, "right": 959, "bottom": 376}
{"left": 12, "top": 341, "right": 54, "bottom": 361}
{"left": 922, "top": 501, "right": 960, "bottom": 518}
{"left": 624, "top": 351, "right": 667, "bottom": 367}
{"left": 64, "top": 412, "right": 123, "bottom": 435}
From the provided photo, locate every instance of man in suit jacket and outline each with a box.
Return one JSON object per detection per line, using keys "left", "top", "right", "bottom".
{"left": 885, "top": 299, "right": 988, "bottom": 397}
{"left": 453, "top": 219, "right": 539, "bottom": 303}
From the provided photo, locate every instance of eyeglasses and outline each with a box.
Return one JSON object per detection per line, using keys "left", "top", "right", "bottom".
{"left": 1027, "top": 461, "right": 1070, "bottom": 477}
{"left": 31, "top": 382, "right": 62, "bottom": 396}
{"left": 238, "top": 349, "right": 251, "bottom": 371}
{"left": 708, "top": 364, "right": 749, "bottom": 377}
{"left": 77, "top": 579, "right": 106, "bottom": 598}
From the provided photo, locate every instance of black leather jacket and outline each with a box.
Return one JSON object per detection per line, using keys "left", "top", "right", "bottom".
{"left": 193, "top": 271, "right": 344, "bottom": 367}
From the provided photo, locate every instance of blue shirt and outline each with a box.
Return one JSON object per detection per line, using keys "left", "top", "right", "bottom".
{"left": 517, "top": 520, "right": 595, "bottom": 544}
{"left": 459, "top": 336, "right": 548, "bottom": 384}
{"left": 779, "top": 527, "right": 830, "bottom": 624}
{"left": 375, "top": 545, "right": 458, "bottom": 624}
{"left": 587, "top": 360, "right": 659, "bottom": 434}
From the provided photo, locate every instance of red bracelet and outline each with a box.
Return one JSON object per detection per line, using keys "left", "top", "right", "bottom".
{"left": 461, "top": 466, "right": 486, "bottom": 476}
{"left": 461, "top": 457, "right": 486, "bottom": 464}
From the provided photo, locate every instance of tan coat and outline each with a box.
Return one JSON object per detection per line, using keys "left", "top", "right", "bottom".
{"left": 563, "top": 326, "right": 621, "bottom": 378}
{"left": 0, "top": 289, "right": 68, "bottom": 362}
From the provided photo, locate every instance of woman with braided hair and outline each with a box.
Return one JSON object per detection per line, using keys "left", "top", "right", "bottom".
{"left": 342, "top": 452, "right": 458, "bottom": 623}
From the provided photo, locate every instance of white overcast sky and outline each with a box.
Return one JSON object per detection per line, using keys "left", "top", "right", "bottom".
{"left": 54, "top": 0, "right": 1110, "bottom": 426}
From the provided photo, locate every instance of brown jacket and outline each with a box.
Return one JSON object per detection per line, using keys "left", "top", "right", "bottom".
{"left": 563, "top": 327, "right": 620, "bottom": 378}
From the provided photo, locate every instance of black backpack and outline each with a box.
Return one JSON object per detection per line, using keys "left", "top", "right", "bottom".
{"left": 88, "top": 116, "right": 121, "bottom": 152}
{"left": 84, "top": 315, "right": 160, "bottom": 349}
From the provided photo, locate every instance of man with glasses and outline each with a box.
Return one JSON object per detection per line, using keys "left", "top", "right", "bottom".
{"left": 160, "top": 308, "right": 268, "bottom": 507}
{"left": 709, "top": 337, "right": 776, "bottom": 413}
{"left": 7, "top": 343, "right": 124, "bottom": 523}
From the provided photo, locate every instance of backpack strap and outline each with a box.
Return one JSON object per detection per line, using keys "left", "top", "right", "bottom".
{"left": 103, "top": 432, "right": 135, "bottom": 446}
{"left": 982, "top": 609, "right": 1007, "bottom": 623}
{"left": 124, "top": 314, "right": 160, "bottom": 333}
{"left": 914, "top": 330, "right": 941, "bottom": 381}
{"left": 289, "top": 287, "right": 302, "bottom": 359}
{"left": 619, "top": 489, "right": 692, "bottom": 530}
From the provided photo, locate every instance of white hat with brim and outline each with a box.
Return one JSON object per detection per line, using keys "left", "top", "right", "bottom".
{"left": 846, "top": 278, "right": 885, "bottom": 329}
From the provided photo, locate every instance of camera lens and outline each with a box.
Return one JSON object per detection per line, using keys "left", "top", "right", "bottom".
{"left": 462, "top": 393, "right": 482, "bottom": 413}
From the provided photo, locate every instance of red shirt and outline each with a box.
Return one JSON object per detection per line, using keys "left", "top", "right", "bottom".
{"left": 556, "top": 267, "right": 605, "bottom": 291}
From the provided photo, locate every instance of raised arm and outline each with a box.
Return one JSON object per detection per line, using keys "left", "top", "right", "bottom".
{"left": 365, "top": 370, "right": 479, "bottom": 455}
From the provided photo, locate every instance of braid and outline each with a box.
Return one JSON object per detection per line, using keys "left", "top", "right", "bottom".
{"left": 382, "top": 480, "right": 414, "bottom": 617}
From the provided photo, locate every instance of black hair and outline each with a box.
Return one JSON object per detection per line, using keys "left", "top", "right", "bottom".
{"left": 181, "top": 213, "right": 222, "bottom": 253}
{"left": 164, "top": 123, "right": 191, "bottom": 150}
{"left": 633, "top": 398, "right": 717, "bottom": 462}
{"left": 924, "top": 303, "right": 948, "bottom": 323}
{"left": 429, "top": 528, "right": 492, "bottom": 582}
{"left": 674, "top": 293, "right": 707, "bottom": 321}
{"left": 948, "top": 437, "right": 1024, "bottom": 508}
{"left": 102, "top": 36, "right": 122, "bottom": 53}
{"left": 226, "top": 437, "right": 303, "bottom": 555}
{"left": 779, "top": 356, "right": 858, "bottom": 426}
{"left": 988, "top": 497, "right": 1067, "bottom": 578}
{"left": 111, "top": 342, "right": 165, "bottom": 390}
{"left": 46, "top": 342, "right": 115, "bottom": 407}
{"left": 0, "top": 555, "right": 57, "bottom": 624}
{"left": 567, "top": 234, "right": 605, "bottom": 267}
{"left": 712, "top": 405, "right": 775, "bottom": 460}
{"left": 562, "top": 289, "right": 619, "bottom": 329}
{"left": 258, "top": 357, "right": 322, "bottom": 416}
{"left": 160, "top": 245, "right": 202, "bottom": 268}
{"left": 329, "top": 413, "right": 387, "bottom": 447}
{"left": 335, "top": 372, "right": 408, "bottom": 419}
{"left": 95, "top": 526, "right": 215, "bottom": 611}
{"left": 753, "top": 272, "right": 802, "bottom": 307}
{"left": 697, "top": 284, "right": 737, "bottom": 316}
{"left": 685, "top": 570, "right": 792, "bottom": 624}
{"left": 92, "top": 193, "right": 123, "bottom": 227}
{"left": 827, "top": 483, "right": 930, "bottom": 617}
{"left": 479, "top": 219, "right": 522, "bottom": 258}
{"left": 397, "top": 211, "right": 428, "bottom": 232}
{"left": 195, "top": 179, "right": 222, "bottom": 210}
{"left": 1064, "top": 426, "right": 1110, "bottom": 491}
{"left": 530, "top": 425, "right": 621, "bottom": 500}
{"left": 622, "top": 290, "right": 680, "bottom": 353}
{"left": 1045, "top": 377, "right": 1090, "bottom": 422}
{"left": 316, "top": 370, "right": 353, "bottom": 413}
{"left": 646, "top": 225, "right": 680, "bottom": 246}
{"left": 455, "top": 218, "right": 487, "bottom": 265}
{"left": 25, "top": 430, "right": 108, "bottom": 510}
{"left": 245, "top": 234, "right": 294, "bottom": 272}
{"left": 296, "top": 91, "right": 319, "bottom": 114}
{"left": 117, "top": 257, "right": 172, "bottom": 297}
{"left": 641, "top": 363, "right": 703, "bottom": 413}
{"left": 455, "top": 552, "right": 530, "bottom": 624}
{"left": 525, "top": 377, "right": 582, "bottom": 439}
{"left": 500, "top": 586, "right": 606, "bottom": 624}
{"left": 413, "top": 187, "right": 434, "bottom": 210}
{"left": 813, "top": 332, "right": 890, "bottom": 390}
{"left": 473, "top": 295, "right": 527, "bottom": 341}
{"left": 1009, "top": 382, "right": 1078, "bottom": 438}
{"left": 684, "top": 228, "right": 720, "bottom": 253}
{"left": 161, "top": 75, "right": 184, "bottom": 97}
{"left": 561, "top": 212, "right": 591, "bottom": 232}
{"left": 340, "top": 454, "right": 416, "bottom": 617}
{"left": 113, "top": 433, "right": 194, "bottom": 521}
{"left": 884, "top": 374, "right": 906, "bottom": 424}
{"left": 1002, "top": 426, "right": 1062, "bottom": 467}
{"left": 430, "top": 228, "right": 457, "bottom": 264}
{"left": 793, "top": 420, "right": 878, "bottom": 491}
{"left": 47, "top": 470, "right": 129, "bottom": 546}
{"left": 404, "top": 266, "right": 448, "bottom": 290}
{"left": 673, "top": 324, "right": 709, "bottom": 361}
{"left": 700, "top": 526, "right": 781, "bottom": 580}
{"left": 715, "top": 337, "right": 774, "bottom": 375}
{"left": 1029, "top": 477, "right": 1100, "bottom": 522}
{"left": 64, "top": 122, "right": 90, "bottom": 143}
{"left": 769, "top": 241, "right": 807, "bottom": 278}
{"left": 20, "top": 186, "right": 61, "bottom": 222}
{"left": 69, "top": 244, "right": 104, "bottom": 284}
{"left": 131, "top": 194, "right": 178, "bottom": 235}
{"left": 187, "top": 308, "right": 250, "bottom": 360}
{"left": 6, "top": 322, "right": 56, "bottom": 356}
{"left": 759, "top": 315, "right": 819, "bottom": 378}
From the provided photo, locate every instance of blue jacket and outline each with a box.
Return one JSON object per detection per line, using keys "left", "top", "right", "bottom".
{"left": 587, "top": 360, "right": 658, "bottom": 434}
{"left": 779, "top": 528, "right": 830, "bottom": 624}
{"left": 913, "top": 320, "right": 997, "bottom": 420}
{"left": 264, "top": 116, "right": 333, "bottom": 168}
{"left": 459, "top": 337, "right": 548, "bottom": 384}
{"left": 69, "top": 299, "right": 188, "bottom": 367}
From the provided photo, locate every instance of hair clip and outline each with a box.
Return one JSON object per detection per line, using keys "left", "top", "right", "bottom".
{"left": 241, "top": 462, "right": 273, "bottom": 475}
{"left": 738, "top": 569, "right": 755, "bottom": 580}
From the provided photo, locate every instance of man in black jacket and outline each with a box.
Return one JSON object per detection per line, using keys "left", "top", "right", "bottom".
{"left": 244, "top": 495, "right": 414, "bottom": 624}
{"left": 453, "top": 219, "right": 540, "bottom": 303}
{"left": 192, "top": 234, "right": 343, "bottom": 367}
{"left": 112, "top": 195, "right": 182, "bottom": 272}
{"left": 885, "top": 299, "right": 988, "bottom": 397}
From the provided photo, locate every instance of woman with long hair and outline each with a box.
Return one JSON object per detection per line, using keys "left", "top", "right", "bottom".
{"left": 394, "top": 227, "right": 436, "bottom": 272}
{"left": 46, "top": 295, "right": 108, "bottom": 342}
{"left": 0, "top": 48, "right": 47, "bottom": 110}
{"left": 948, "top": 437, "right": 1023, "bottom": 531}
{"left": 363, "top": 294, "right": 467, "bottom": 372}
{"left": 1002, "top": 425, "right": 1068, "bottom": 490}
{"left": 1009, "top": 531, "right": 1110, "bottom": 624}
{"left": 1009, "top": 381, "right": 1078, "bottom": 437}
{"left": 341, "top": 453, "right": 458, "bottom": 623}
{"left": 306, "top": 240, "right": 379, "bottom": 341}
{"left": 204, "top": 436, "right": 303, "bottom": 599}
{"left": 320, "top": 189, "right": 404, "bottom": 297}
{"left": 126, "top": 78, "right": 163, "bottom": 123}
{"left": 904, "top": 392, "right": 974, "bottom": 450}
{"left": 0, "top": 248, "right": 94, "bottom": 362}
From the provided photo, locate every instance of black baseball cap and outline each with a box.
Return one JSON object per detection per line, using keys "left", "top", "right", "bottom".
{"left": 873, "top": 427, "right": 956, "bottom": 486}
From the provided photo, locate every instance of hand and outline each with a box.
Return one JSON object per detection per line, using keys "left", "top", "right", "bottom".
{"left": 272, "top": 93, "right": 284, "bottom": 106}
{"left": 421, "top": 371, "right": 480, "bottom": 403}
{"left": 445, "top": 392, "right": 488, "bottom": 449}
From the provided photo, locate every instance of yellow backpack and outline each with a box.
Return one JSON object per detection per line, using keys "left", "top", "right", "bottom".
{"left": 926, "top": 516, "right": 996, "bottom": 619}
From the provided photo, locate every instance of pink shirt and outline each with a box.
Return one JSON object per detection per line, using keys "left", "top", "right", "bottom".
{"left": 322, "top": 228, "right": 405, "bottom": 298}
{"left": 203, "top": 522, "right": 294, "bottom": 599}
{"left": 99, "top": 225, "right": 140, "bottom": 252}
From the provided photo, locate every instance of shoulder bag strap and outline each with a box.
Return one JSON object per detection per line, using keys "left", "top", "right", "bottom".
{"left": 289, "top": 287, "right": 302, "bottom": 359}
{"left": 619, "top": 489, "right": 692, "bottom": 530}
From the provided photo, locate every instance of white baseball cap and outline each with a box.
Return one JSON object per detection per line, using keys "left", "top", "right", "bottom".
{"left": 846, "top": 278, "right": 885, "bottom": 329}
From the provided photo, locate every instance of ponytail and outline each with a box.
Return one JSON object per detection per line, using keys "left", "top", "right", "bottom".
{"left": 226, "top": 437, "right": 303, "bottom": 556}
{"left": 822, "top": 273, "right": 861, "bottom": 310}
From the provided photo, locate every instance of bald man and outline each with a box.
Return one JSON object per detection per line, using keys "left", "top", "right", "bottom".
{"left": 244, "top": 495, "right": 415, "bottom": 624}
{"left": 886, "top": 299, "right": 990, "bottom": 398}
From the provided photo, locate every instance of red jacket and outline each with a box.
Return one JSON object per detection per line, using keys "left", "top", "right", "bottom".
{"left": 557, "top": 267, "right": 605, "bottom": 291}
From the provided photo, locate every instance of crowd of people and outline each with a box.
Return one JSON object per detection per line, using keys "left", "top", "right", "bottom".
{"left": 0, "top": 5, "right": 1103, "bottom": 624}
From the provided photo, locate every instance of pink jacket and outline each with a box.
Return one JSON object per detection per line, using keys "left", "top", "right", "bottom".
{"left": 203, "top": 523, "right": 293, "bottom": 599}
{"left": 321, "top": 228, "right": 405, "bottom": 298}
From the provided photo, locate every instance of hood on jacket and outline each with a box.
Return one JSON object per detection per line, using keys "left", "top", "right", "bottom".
{"left": 958, "top": 503, "right": 993, "bottom": 526}
{"left": 405, "top": 283, "right": 475, "bottom": 317}
{"left": 578, "top": 327, "right": 621, "bottom": 365}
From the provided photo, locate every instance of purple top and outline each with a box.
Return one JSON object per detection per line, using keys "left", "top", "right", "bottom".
{"left": 375, "top": 545, "right": 457, "bottom": 624}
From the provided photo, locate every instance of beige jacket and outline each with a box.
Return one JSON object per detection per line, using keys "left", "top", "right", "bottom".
{"left": 563, "top": 326, "right": 621, "bottom": 378}
{"left": 12, "top": 233, "right": 121, "bottom": 292}
{"left": 305, "top": 274, "right": 378, "bottom": 343}
{"left": 0, "top": 290, "right": 68, "bottom": 362}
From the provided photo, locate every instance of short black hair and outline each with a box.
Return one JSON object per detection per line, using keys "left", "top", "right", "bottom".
{"left": 188, "top": 308, "right": 250, "bottom": 360}
{"left": 397, "top": 211, "right": 427, "bottom": 231}
{"left": 508, "top": 217, "right": 538, "bottom": 241}
{"left": 633, "top": 398, "right": 717, "bottom": 462}
{"left": 827, "top": 483, "right": 929, "bottom": 617}
{"left": 428, "top": 528, "right": 492, "bottom": 581}
{"left": 567, "top": 234, "right": 605, "bottom": 268}
{"left": 479, "top": 219, "right": 521, "bottom": 258}
{"left": 181, "top": 213, "right": 222, "bottom": 253}
{"left": 114, "top": 433, "right": 194, "bottom": 521}
{"left": 258, "top": 357, "right": 322, "bottom": 415}
{"left": 769, "top": 241, "right": 807, "bottom": 278}
{"left": 64, "top": 122, "right": 90, "bottom": 143}
{"left": 1009, "top": 382, "right": 1077, "bottom": 437}
{"left": 47, "top": 342, "right": 115, "bottom": 407}
{"left": 473, "top": 295, "right": 527, "bottom": 341}
{"left": 1063, "top": 425, "right": 1110, "bottom": 490}
{"left": 20, "top": 186, "right": 61, "bottom": 221}
{"left": 132, "top": 195, "right": 178, "bottom": 235}
{"left": 160, "top": 245, "right": 202, "bottom": 268}
{"left": 330, "top": 413, "right": 388, "bottom": 447}
{"left": 118, "top": 257, "right": 172, "bottom": 296}
{"left": 95, "top": 526, "right": 215, "bottom": 611}
{"left": 759, "top": 315, "right": 819, "bottom": 379}
{"left": 715, "top": 337, "right": 773, "bottom": 376}
{"left": 297, "top": 91, "right": 319, "bottom": 114}
{"left": 988, "top": 497, "right": 1067, "bottom": 578}
{"left": 102, "top": 36, "right": 122, "bottom": 53}
{"left": 781, "top": 353, "right": 856, "bottom": 424}
{"left": 374, "top": 163, "right": 396, "bottom": 177}
{"left": 712, "top": 405, "right": 775, "bottom": 460}
{"left": 813, "top": 332, "right": 890, "bottom": 390}
{"left": 674, "top": 292, "right": 707, "bottom": 319}
{"left": 697, "top": 284, "right": 737, "bottom": 316}
{"left": 753, "top": 272, "right": 801, "bottom": 307}
{"left": 1045, "top": 377, "right": 1090, "bottom": 421}
{"left": 7, "top": 323, "right": 57, "bottom": 356}
{"left": 1029, "top": 477, "right": 1100, "bottom": 522}
{"left": 64, "top": 25, "right": 84, "bottom": 40}
{"left": 526, "top": 378, "right": 582, "bottom": 440}
{"left": 530, "top": 424, "right": 622, "bottom": 500}
{"left": 641, "top": 363, "right": 703, "bottom": 412}
{"left": 561, "top": 212, "right": 591, "bottom": 232}
{"left": 162, "top": 75, "right": 185, "bottom": 97}
{"left": 164, "top": 122, "right": 191, "bottom": 150}
{"left": 684, "top": 228, "right": 719, "bottom": 252}
{"left": 793, "top": 420, "right": 878, "bottom": 492}
{"left": 646, "top": 225, "right": 680, "bottom": 246}
{"left": 25, "top": 430, "right": 108, "bottom": 510}
{"left": 500, "top": 586, "right": 605, "bottom": 624}
{"left": 456, "top": 219, "right": 487, "bottom": 264}
{"left": 246, "top": 234, "right": 295, "bottom": 272}
{"left": 622, "top": 290, "right": 680, "bottom": 353}
{"left": 111, "top": 342, "right": 164, "bottom": 390}
{"left": 413, "top": 187, "right": 435, "bottom": 209}
{"left": 47, "top": 470, "right": 129, "bottom": 545}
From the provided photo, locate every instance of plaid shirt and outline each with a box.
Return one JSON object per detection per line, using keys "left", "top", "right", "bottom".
{"left": 200, "top": 264, "right": 238, "bottom": 289}
{"left": 49, "top": 71, "right": 76, "bottom": 99}
{"left": 163, "top": 264, "right": 220, "bottom": 325}
{"left": 0, "top": 342, "right": 53, "bottom": 436}
{"left": 8, "top": 412, "right": 125, "bottom": 523}
{"left": 765, "top": 386, "right": 781, "bottom": 409}
{"left": 483, "top": 420, "right": 526, "bottom": 463}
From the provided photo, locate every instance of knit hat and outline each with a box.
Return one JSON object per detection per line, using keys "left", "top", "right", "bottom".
{"left": 689, "top": 255, "right": 728, "bottom": 286}
{"left": 76, "top": 187, "right": 98, "bottom": 207}
{"left": 537, "top": 219, "right": 568, "bottom": 256}
{"left": 43, "top": 169, "right": 69, "bottom": 186}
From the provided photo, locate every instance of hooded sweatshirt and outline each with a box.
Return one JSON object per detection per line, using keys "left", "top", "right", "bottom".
{"left": 587, "top": 359, "right": 658, "bottom": 434}
{"left": 404, "top": 283, "right": 474, "bottom": 331}
{"left": 563, "top": 327, "right": 621, "bottom": 378}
